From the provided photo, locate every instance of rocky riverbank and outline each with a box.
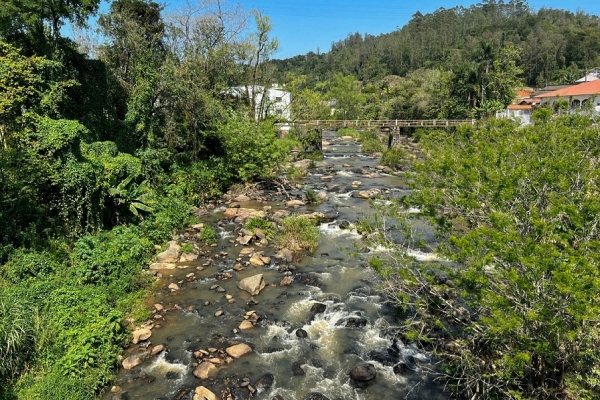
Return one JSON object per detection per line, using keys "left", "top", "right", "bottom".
{"left": 105, "top": 132, "right": 447, "bottom": 400}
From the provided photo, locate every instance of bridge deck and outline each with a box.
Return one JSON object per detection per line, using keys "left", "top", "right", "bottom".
{"left": 280, "top": 119, "right": 475, "bottom": 129}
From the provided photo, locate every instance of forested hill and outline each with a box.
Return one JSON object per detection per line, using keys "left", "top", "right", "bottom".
{"left": 271, "top": 0, "right": 600, "bottom": 88}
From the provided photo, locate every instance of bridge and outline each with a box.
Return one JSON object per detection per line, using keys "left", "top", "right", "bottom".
{"left": 279, "top": 119, "right": 476, "bottom": 129}
{"left": 277, "top": 119, "right": 476, "bottom": 150}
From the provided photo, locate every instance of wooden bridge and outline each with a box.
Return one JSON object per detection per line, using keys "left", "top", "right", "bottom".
{"left": 278, "top": 119, "right": 476, "bottom": 129}
{"left": 277, "top": 119, "right": 476, "bottom": 151}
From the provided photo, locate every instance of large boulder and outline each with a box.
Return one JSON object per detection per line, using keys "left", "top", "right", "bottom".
{"left": 356, "top": 189, "right": 381, "bottom": 199}
{"left": 156, "top": 241, "right": 180, "bottom": 263}
{"left": 274, "top": 248, "right": 294, "bottom": 263}
{"left": 238, "top": 274, "right": 266, "bottom": 295}
{"left": 132, "top": 328, "right": 152, "bottom": 344}
{"left": 254, "top": 373, "right": 275, "bottom": 391}
{"left": 349, "top": 363, "right": 377, "bottom": 388}
{"left": 179, "top": 252, "right": 198, "bottom": 263}
{"left": 193, "top": 362, "right": 216, "bottom": 379}
{"left": 149, "top": 262, "right": 176, "bottom": 270}
{"left": 223, "top": 208, "right": 265, "bottom": 223}
{"left": 249, "top": 253, "right": 265, "bottom": 266}
{"left": 310, "top": 303, "right": 327, "bottom": 314}
{"left": 122, "top": 355, "right": 143, "bottom": 370}
{"left": 226, "top": 343, "right": 253, "bottom": 358}
{"left": 194, "top": 386, "right": 217, "bottom": 400}
{"left": 286, "top": 199, "right": 305, "bottom": 207}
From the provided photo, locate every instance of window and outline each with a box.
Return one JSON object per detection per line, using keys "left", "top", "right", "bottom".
{"left": 275, "top": 96, "right": 283, "bottom": 102}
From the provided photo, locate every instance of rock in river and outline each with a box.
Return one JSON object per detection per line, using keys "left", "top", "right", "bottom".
{"left": 122, "top": 355, "right": 143, "bottom": 370}
{"left": 349, "top": 363, "right": 377, "bottom": 388}
{"left": 226, "top": 343, "right": 253, "bottom": 358}
{"left": 193, "top": 362, "right": 216, "bottom": 379}
{"left": 132, "top": 328, "right": 152, "bottom": 344}
{"left": 194, "top": 386, "right": 217, "bottom": 400}
{"left": 238, "top": 274, "right": 266, "bottom": 295}
{"left": 155, "top": 241, "right": 180, "bottom": 263}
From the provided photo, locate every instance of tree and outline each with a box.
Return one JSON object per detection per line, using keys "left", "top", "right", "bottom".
{"left": 238, "top": 10, "right": 279, "bottom": 120}
{"left": 367, "top": 117, "right": 600, "bottom": 399}
{"left": 0, "top": 0, "right": 100, "bottom": 53}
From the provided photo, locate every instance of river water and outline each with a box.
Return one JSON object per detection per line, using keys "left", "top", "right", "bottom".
{"left": 105, "top": 131, "right": 448, "bottom": 400}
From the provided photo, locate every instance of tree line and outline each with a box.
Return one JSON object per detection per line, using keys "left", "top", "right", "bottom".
{"left": 272, "top": 0, "right": 600, "bottom": 120}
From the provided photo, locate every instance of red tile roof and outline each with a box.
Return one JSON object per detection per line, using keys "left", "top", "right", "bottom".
{"left": 507, "top": 104, "right": 532, "bottom": 110}
{"left": 535, "top": 80, "right": 600, "bottom": 98}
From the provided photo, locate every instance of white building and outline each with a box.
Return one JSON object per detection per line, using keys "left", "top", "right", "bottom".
{"left": 535, "top": 79, "right": 600, "bottom": 114}
{"left": 226, "top": 85, "right": 291, "bottom": 120}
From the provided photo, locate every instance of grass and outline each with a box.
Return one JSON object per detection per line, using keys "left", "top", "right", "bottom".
{"left": 336, "top": 127, "right": 360, "bottom": 138}
{"left": 275, "top": 215, "right": 321, "bottom": 253}
{"left": 179, "top": 243, "right": 194, "bottom": 253}
{"left": 305, "top": 189, "right": 319, "bottom": 204}
{"left": 199, "top": 226, "right": 218, "bottom": 242}
{"left": 286, "top": 165, "right": 307, "bottom": 180}
{"left": 245, "top": 217, "right": 275, "bottom": 240}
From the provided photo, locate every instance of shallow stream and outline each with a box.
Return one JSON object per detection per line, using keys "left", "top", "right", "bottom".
{"left": 105, "top": 131, "right": 449, "bottom": 400}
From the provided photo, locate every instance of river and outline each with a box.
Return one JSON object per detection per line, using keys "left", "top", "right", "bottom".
{"left": 105, "top": 131, "right": 449, "bottom": 400}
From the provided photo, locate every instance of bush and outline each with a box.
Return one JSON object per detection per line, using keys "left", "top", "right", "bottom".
{"left": 286, "top": 165, "right": 307, "bottom": 180}
{"left": 2, "top": 250, "right": 59, "bottom": 284}
{"left": 245, "top": 217, "right": 275, "bottom": 241}
{"left": 380, "top": 148, "right": 406, "bottom": 169}
{"left": 199, "top": 226, "right": 218, "bottom": 243}
{"left": 304, "top": 189, "right": 319, "bottom": 204}
{"left": 72, "top": 226, "right": 153, "bottom": 290}
{"left": 336, "top": 127, "right": 360, "bottom": 138}
{"left": 361, "top": 138, "right": 385, "bottom": 154}
{"left": 275, "top": 215, "right": 320, "bottom": 253}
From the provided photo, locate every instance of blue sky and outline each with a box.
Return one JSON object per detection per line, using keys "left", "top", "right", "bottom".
{"left": 92, "top": 0, "right": 600, "bottom": 59}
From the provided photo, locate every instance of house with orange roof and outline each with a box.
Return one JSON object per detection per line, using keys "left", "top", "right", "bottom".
{"left": 496, "top": 88, "right": 538, "bottom": 124}
{"left": 534, "top": 79, "right": 600, "bottom": 114}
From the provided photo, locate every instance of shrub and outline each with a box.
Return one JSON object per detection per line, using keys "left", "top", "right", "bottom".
{"left": 361, "top": 138, "right": 385, "bottom": 154}
{"left": 245, "top": 217, "right": 275, "bottom": 240}
{"left": 72, "top": 225, "right": 153, "bottom": 290}
{"left": 336, "top": 127, "right": 360, "bottom": 138}
{"left": 380, "top": 148, "right": 407, "bottom": 169}
{"left": 304, "top": 189, "right": 319, "bottom": 204}
{"left": 2, "top": 250, "right": 58, "bottom": 284}
{"left": 275, "top": 215, "right": 320, "bottom": 253}
{"left": 286, "top": 165, "right": 307, "bottom": 180}
{"left": 199, "top": 226, "right": 218, "bottom": 242}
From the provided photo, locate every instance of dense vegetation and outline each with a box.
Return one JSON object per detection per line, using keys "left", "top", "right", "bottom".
{"left": 273, "top": 0, "right": 600, "bottom": 120}
{"left": 367, "top": 114, "right": 600, "bottom": 399}
{"left": 0, "top": 0, "right": 295, "bottom": 398}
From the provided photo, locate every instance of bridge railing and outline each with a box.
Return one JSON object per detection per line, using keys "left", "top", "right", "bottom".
{"left": 277, "top": 119, "right": 476, "bottom": 128}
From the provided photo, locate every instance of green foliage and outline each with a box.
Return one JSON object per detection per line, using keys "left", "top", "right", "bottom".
{"left": 245, "top": 217, "right": 275, "bottom": 241}
{"left": 275, "top": 215, "right": 320, "bottom": 253}
{"left": 2, "top": 250, "right": 59, "bottom": 284}
{"left": 285, "top": 165, "right": 307, "bottom": 180}
{"left": 72, "top": 225, "right": 152, "bottom": 289}
{"left": 336, "top": 127, "right": 360, "bottom": 138}
{"left": 380, "top": 148, "right": 406, "bottom": 170}
{"left": 369, "top": 116, "right": 600, "bottom": 399}
{"left": 199, "top": 226, "right": 218, "bottom": 243}
{"left": 0, "top": 293, "right": 37, "bottom": 382}
{"left": 304, "top": 189, "right": 319, "bottom": 204}
{"left": 180, "top": 243, "right": 194, "bottom": 254}
{"left": 217, "top": 118, "right": 295, "bottom": 182}
{"left": 360, "top": 138, "right": 385, "bottom": 154}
